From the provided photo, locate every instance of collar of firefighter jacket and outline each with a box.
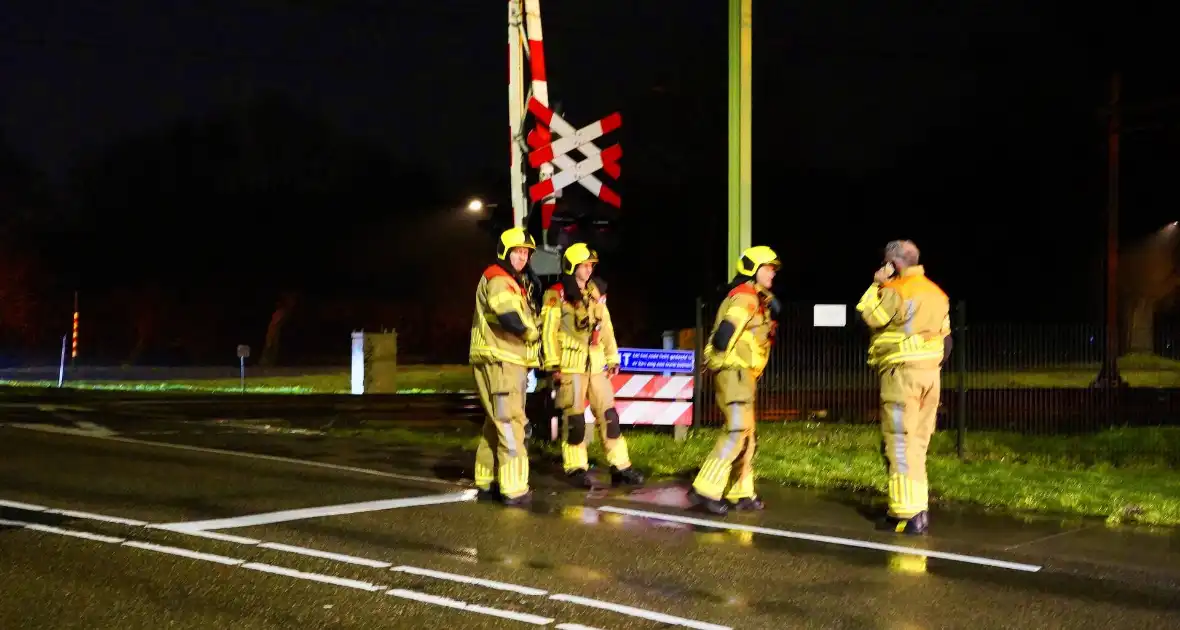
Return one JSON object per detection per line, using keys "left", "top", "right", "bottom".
{"left": 490, "top": 260, "right": 526, "bottom": 285}
{"left": 882, "top": 265, "right": 927, "bottom": 291}
{"left": 731, "top": 282, "right": 776, "bottom": 314}
{"left": 743, "top": 282, "right": 777, "bottom": 307}
{"left": 560, "top": 275, "right": 583, "bottom": 303}
{"left": 755, "top": 283, "right": 777, "bottom": 303}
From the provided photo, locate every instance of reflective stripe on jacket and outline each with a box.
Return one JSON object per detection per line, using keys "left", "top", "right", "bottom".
{"left": 469, "top": 264, "right": 540, "bottom": 367}
{"left": 855, "top": 265, "right": 949, "bottom": 370}
{"left": 540, "top": 280, "right": 619, "bottom": 374}
{"left": 704, "top": 282, "right": 777, "bottom": 378}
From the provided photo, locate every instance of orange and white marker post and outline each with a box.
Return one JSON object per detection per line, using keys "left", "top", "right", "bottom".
{"left": 71, "top": 291, "right": 79, "bottom": 364}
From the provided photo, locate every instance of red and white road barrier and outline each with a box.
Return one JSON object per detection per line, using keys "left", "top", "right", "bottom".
{"left": 610, "top": 374, "right": 694, "bottom": 400}
{"left": 584, "top": 374, "right": 694, "bottom": 426}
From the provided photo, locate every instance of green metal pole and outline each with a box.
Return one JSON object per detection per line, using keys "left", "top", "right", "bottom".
{"left": 727, "top": 0, "right": 752, "bottom": 271}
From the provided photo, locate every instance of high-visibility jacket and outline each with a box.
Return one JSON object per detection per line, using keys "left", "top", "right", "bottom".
{"left": 704, "top": 282, "right": 777, "bottom": 378}
{"left": 856, "top": 265, "right": 949, "bottom": 370}
{"left": 540, "top": 278, "right": 619, "bottom": 374}
{"left": 469, "top": 263, "right": 540, "bottom": 367}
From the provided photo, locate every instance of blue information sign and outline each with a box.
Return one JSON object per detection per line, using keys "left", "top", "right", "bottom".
{"left": 617, "top": 348, "right": 695, "bottom": 373}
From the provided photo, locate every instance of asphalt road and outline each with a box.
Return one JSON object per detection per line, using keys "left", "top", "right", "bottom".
{"left": 2, "top": 391, "right": 1179, "bottom": 629}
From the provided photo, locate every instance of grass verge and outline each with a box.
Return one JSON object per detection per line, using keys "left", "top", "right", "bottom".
{"left": 0, "top": 365, "right": 476, "bottom": 395}
{"left": 331, "top": 423, "right": 1180, "bottom": 527}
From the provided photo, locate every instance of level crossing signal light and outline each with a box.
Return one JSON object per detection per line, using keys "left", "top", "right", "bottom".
{"left": 545, "top": 199, "right": 619, "bottom": 256}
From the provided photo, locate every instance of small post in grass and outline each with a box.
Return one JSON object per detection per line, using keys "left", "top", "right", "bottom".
{"left": 58, "top": 334, "right": 68, "bottom": 388}
{"left": 237, "top": 345, "right": 251, "bottom": 394}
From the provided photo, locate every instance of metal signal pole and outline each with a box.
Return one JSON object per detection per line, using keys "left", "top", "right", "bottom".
{"left": 727, "top": 0, "right": 753, "bottom": 271}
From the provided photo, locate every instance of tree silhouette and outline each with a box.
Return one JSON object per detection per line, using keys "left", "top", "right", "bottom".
{"left": 0, "top": 133, "right": 52, "bottom": 353}
{"left": 62, "top": 91, "right": 445, "bottom": 362}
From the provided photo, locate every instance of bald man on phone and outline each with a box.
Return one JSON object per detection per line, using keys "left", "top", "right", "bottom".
{"left": 856, "top": 240, "right": 950, "bottom": 535}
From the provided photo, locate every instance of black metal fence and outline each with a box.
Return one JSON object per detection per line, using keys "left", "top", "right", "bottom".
{"left": 691, "top": 299, "right": 1180, "bottom": 461}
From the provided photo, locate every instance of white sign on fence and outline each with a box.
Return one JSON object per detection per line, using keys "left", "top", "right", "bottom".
{"left": 813, "top": 304, "right": 847, "bottom": 327}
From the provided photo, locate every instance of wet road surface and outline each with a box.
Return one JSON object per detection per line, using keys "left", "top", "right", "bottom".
{"left": 2, "top": 392, "right": 1179, "bottom": 629}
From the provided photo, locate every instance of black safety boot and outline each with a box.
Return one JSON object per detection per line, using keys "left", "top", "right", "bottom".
{"left": 501, "top": 490, "right": 533, "bottom": 508}
{"left": 476, "top": 483, "right": 501, "bottom": 502}
{"left": 611, "top": 466, "right": 645, "bottom": 486}
{"left": 567, "top": 469, "right": 594, "bottom": 488}
{"left": 731, "top": 496, "right": 766, "bottom": 511}
{"left": 686, "top": 488, "right": 730, "bottom": 516}
{"left": 877, "top": 510, "right": 929, "bottom": 536}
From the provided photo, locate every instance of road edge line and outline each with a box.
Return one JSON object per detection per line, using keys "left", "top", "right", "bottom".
{"left": 5, "top": 425, "right": 467, "bottom": 488}
{"left": 597, "top": 505, "right": 1043, "bottom": 573}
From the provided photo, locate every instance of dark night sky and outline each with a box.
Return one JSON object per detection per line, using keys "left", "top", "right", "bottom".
{"left": 3, "top": 1, "right": 1179, "bottom": 335}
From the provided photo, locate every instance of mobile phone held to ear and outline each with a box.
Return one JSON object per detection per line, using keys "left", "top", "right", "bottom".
{"left": 883, "top": 263, "right": 896, "bottom": 277}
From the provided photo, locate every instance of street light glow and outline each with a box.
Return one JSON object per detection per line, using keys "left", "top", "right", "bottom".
{"left": 467, "top": 199, "right": 484, "bottom": 212}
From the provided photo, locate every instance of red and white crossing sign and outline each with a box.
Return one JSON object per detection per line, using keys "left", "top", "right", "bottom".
{"left": 526, "top": 97, "right": 622, "bottom": 208}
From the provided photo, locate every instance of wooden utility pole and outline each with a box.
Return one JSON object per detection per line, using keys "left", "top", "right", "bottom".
{"left": 1096, "top": 72, "right": 1125, "bottom": 388}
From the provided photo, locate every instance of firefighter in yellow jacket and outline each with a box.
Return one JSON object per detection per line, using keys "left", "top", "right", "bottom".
{"left": 469, "top": 227, "right": 541, "bottom": 507}
{"left": 687, "top": 246, "right": 781, "bottom": 515}
{"left": 541, "top": 243, "right": 645, "bottom": 488}
{"left": 856, "top": 239, "right": 950, "bottom": 535}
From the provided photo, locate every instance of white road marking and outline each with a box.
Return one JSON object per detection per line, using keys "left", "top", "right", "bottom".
{"left": 597, "top": 506, "right": 1044, "bottom": 573}
{"left": 5, "top": 421, "right": 117, "bottom": 438}
{"left": 392, "top": 565, "right": 548, "bottom": 596}
{"left": 46, "top": 508, "right": 147, "bottom": 527}
{"left": 0, "top": 403, "right": 92, "bottom": 412}
{"left": 388, "top": 588, "right": 555, "bottom": 626}
{"left": 4, "top": 498, "right": 551, "bottom": 602}
{"left": 242, "top": 562, "right": 387, "bottom": 592}
{"left": 556, "top": 624, "right": 605, "bottom": 630}
{"left": 0, "top": 518, "right": 126, "bottom": 544}
{"left": 2, "top": 495, "right": 413, "bottom": 572}
{"left": 121, "top": 541, "right": 245, "bottom": 566}
{"left": 151, "top": 526, "right": 262, "bottom": 545}
{"left": 3, "top": 517, "right": 579, "bottom": 625}
{"left": 0, "top": 499, "right": 48, "bottom": 511}
{"left": 73, "top": 421, "right": 119, "bottom": 437}
{"left": 3, "top": 425, "right": 464, "bottom": 488}
{"left": 259, "top": 542, "right": 392, "bottom": 568}
{"left": 1, "top": 500, "right": 147, "bottom": 527}
{"left": 549, "top": 593, "right": 731, "bottom": 630}
{"left": 154, "top": 490, "right": 479, "bottom": 531}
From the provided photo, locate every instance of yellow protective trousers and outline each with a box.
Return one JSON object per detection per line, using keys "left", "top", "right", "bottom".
{"left": 692, "top": 369, "right": 757, "bottom": 502}
{"left": 879, "top": 365, "right": 940, "bottom": 518}
{"left": 472, "top": 362, "right": 531, "bottom": 499}
{"left": 557, "top": 372, "right": 631, "bottom": 473}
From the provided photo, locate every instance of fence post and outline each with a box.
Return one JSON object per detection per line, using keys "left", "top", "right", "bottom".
{"left": 955, "top": 300, "right": 968, "bottom": 458}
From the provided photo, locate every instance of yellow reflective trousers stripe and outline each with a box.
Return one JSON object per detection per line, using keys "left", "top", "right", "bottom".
{"left": 888, "top": 473, "right": 928, "bottom": 518}
{"left": 498, "top": 456, "right": 529, "bottom": 498}
{"left": 561, "top": 441, "right": 589, "bottom": 472}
